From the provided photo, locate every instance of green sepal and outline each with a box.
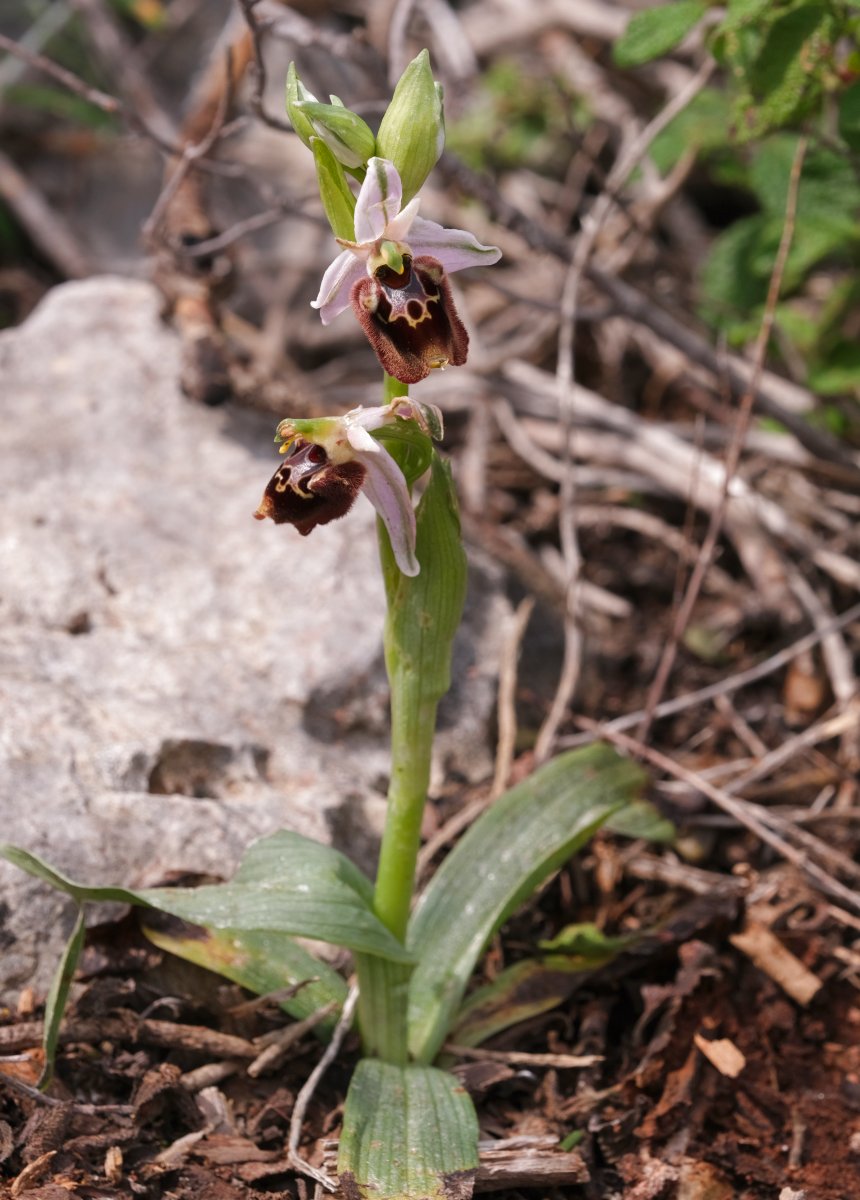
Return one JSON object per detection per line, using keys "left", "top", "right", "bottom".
{"left": 376, "top": 49, "right": 444, "bottom": 204}
{"left": 338, "top": 1059, "right": 479, "bottom": 1200}
{"left": 310, "top": 137, "right": 357, "bottom": 240}
{"left": 285, "top": 62, "right": 317, "bottom": 148}
{"left": 297, "top": 99, "right": 376, "bottom": 169}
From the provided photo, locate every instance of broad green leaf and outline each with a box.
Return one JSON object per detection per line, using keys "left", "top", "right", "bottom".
{"left": 338, "top": 1059, "right": 478, "bottom": 1200}
{"left": 740, "top": 5, "right": 835, "bottom": 138}
{"left": 137, "top": 832, "right": 412, "bottom": 963}
{"left": 407, "top": 745, "right": 645, "bottom": 1063}
{"left": 613, "top": 1, "right": 707, "bottom": 68}
{"left": 142, "top": 919, "right": 347, "bottom": 1037}
{"left": 40, "top": 907, "right": 85, "bottom": 1086}
{"left": 2, "top": 831, "right": 412, "bottom": 964}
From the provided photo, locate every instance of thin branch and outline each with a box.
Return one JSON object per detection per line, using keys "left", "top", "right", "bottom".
{"left": 288, "top": 985, "right": 358, "bottom": 1194}
{"left": 493, "top": 596, "right": 536, "bottom": 796}
{"left": 0, "top": 148, "right": 90, "bottom": 278}
{"left": 236, "top": 0, "right": 294, "bottom": 133}
{"left": 560, "top": 600, "right": 860, "bottom": 749}
{"left": 578, "top": 718, "right": 860, "bottom": 916}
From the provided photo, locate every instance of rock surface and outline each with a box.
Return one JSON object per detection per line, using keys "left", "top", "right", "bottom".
{"left": 0, "top": 277, "right": 508, "bottom": 996}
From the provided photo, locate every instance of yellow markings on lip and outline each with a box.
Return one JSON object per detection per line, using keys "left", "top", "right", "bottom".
{"left": 385, "top": 287, "right": 441, "bottom": 329}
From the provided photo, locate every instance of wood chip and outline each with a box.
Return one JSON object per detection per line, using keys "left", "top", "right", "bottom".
{"left": 11, "top": 1150, "right": 55, "bottom": 1197}
{"left": 730, "top": 920, "right": 823, "bottom": 1006}
{"left": 693, "top": 1033, "right": 746, "bottom": 1078}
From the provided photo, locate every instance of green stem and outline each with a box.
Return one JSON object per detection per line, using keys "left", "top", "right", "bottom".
{"left": 384, "top": 371, "right": 410, "bottom": 402}
{"left": 374, "top": 370, "right": 432, "bottom": 946}
{"left": 373, "top": 692, "right": 437, "bottom": 941}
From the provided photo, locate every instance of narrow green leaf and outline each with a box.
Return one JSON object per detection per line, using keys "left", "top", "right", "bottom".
{"left": 40, "top": 907, "right": 85, "bottom": 1086}
{"left": 613, "top": 1, "right": 707, "bottom": 68}
{"left": 0, "top": 844, "right": 144, "bottom": 906}
{"left": 338, "top": 1059, "right": 478, "bottom": 1200}
{"left": 606, "top": 799, "right": 675, "bottom": 843}
{"left": 449, "top": 951, "right": 616, "bottom": 1051}
{"left": 407, "top": 745, "right": 646, "bottom": 1063}
{"left": 142, "top": 919, "right": 347, "bottom": 1037}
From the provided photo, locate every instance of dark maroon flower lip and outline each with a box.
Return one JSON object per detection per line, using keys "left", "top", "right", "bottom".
{"left": 254, "top": 438, "right": 366, "bottom": 536}
{"left": 350, "top": 254, "right": 469, "bottom": 386}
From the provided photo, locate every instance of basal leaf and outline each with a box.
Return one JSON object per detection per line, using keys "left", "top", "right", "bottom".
{"left": 2, "top": 831, "right": 412, "bottom": 965}
{"left": 406, "top": 744, "right": 645, "bottom": 1063}
{"left": 338, "top": 1059, "right": 478, "bottom": 1200}
{"left": 614, "top": 1, "right": 707, "bottom": 68}
{"left": 137, "top": 832, "right": 411, "bottom": 963}
{"left": 142, "top": 918, "right": 347, "bottom": 1037}
{"left": 450, "top": 929, "right": 631, "bottom": 1051}
{"left": 0, "top": 844, "right": 145, "bottom": 906}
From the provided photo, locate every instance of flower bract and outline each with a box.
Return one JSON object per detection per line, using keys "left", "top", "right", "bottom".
{"left": 312, "top": 157, "right": 501, "bottom": 383}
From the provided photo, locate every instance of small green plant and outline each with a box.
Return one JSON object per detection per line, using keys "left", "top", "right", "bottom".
{"left": 615, "top": 0, "right": 860, "bottom": 409}
{"left": 2, "top": 51, "right": 656, "bottom": 1200}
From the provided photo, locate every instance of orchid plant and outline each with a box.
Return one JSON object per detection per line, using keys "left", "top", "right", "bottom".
{"left": 1, "top": 51, "right": 656, "bottom": 1200}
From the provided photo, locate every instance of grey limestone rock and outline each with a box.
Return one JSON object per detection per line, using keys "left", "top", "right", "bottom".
{"left": 0, "top": 277, "right": 508, "bottom": 996}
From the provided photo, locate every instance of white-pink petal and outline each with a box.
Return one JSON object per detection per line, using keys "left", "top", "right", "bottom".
{"left": 354, "top": 157, "right": 404, "bottom": 243}
{"left": 407, "top": 215, "right": 502, "bottom": 274}
{"left": 310, "top": 250, "right": 366, "bottom": 325}
{"left": 349, "top": 430, "right": 418, "bottom": 577}
{"left": 384, "top": 195, "right": 421, "bottom": 243}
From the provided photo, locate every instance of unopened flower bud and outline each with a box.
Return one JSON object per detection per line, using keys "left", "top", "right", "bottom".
{"left": 295, "top": 100, "right": 376, "bottom": 169}
{"left": 375, "top": 50, "right": 444, "bottom": 205}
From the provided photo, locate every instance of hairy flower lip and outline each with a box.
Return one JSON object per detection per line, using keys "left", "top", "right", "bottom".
{"left": 311, "top": 157, "right": 501, "bottom": 327}
{"left": 351, "top": 254, "right": 468, "bottom": 385}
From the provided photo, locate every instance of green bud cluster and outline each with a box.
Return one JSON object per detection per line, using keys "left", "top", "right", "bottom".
{"left": 285, "top": 51, "right": 445, "bottom": 237}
